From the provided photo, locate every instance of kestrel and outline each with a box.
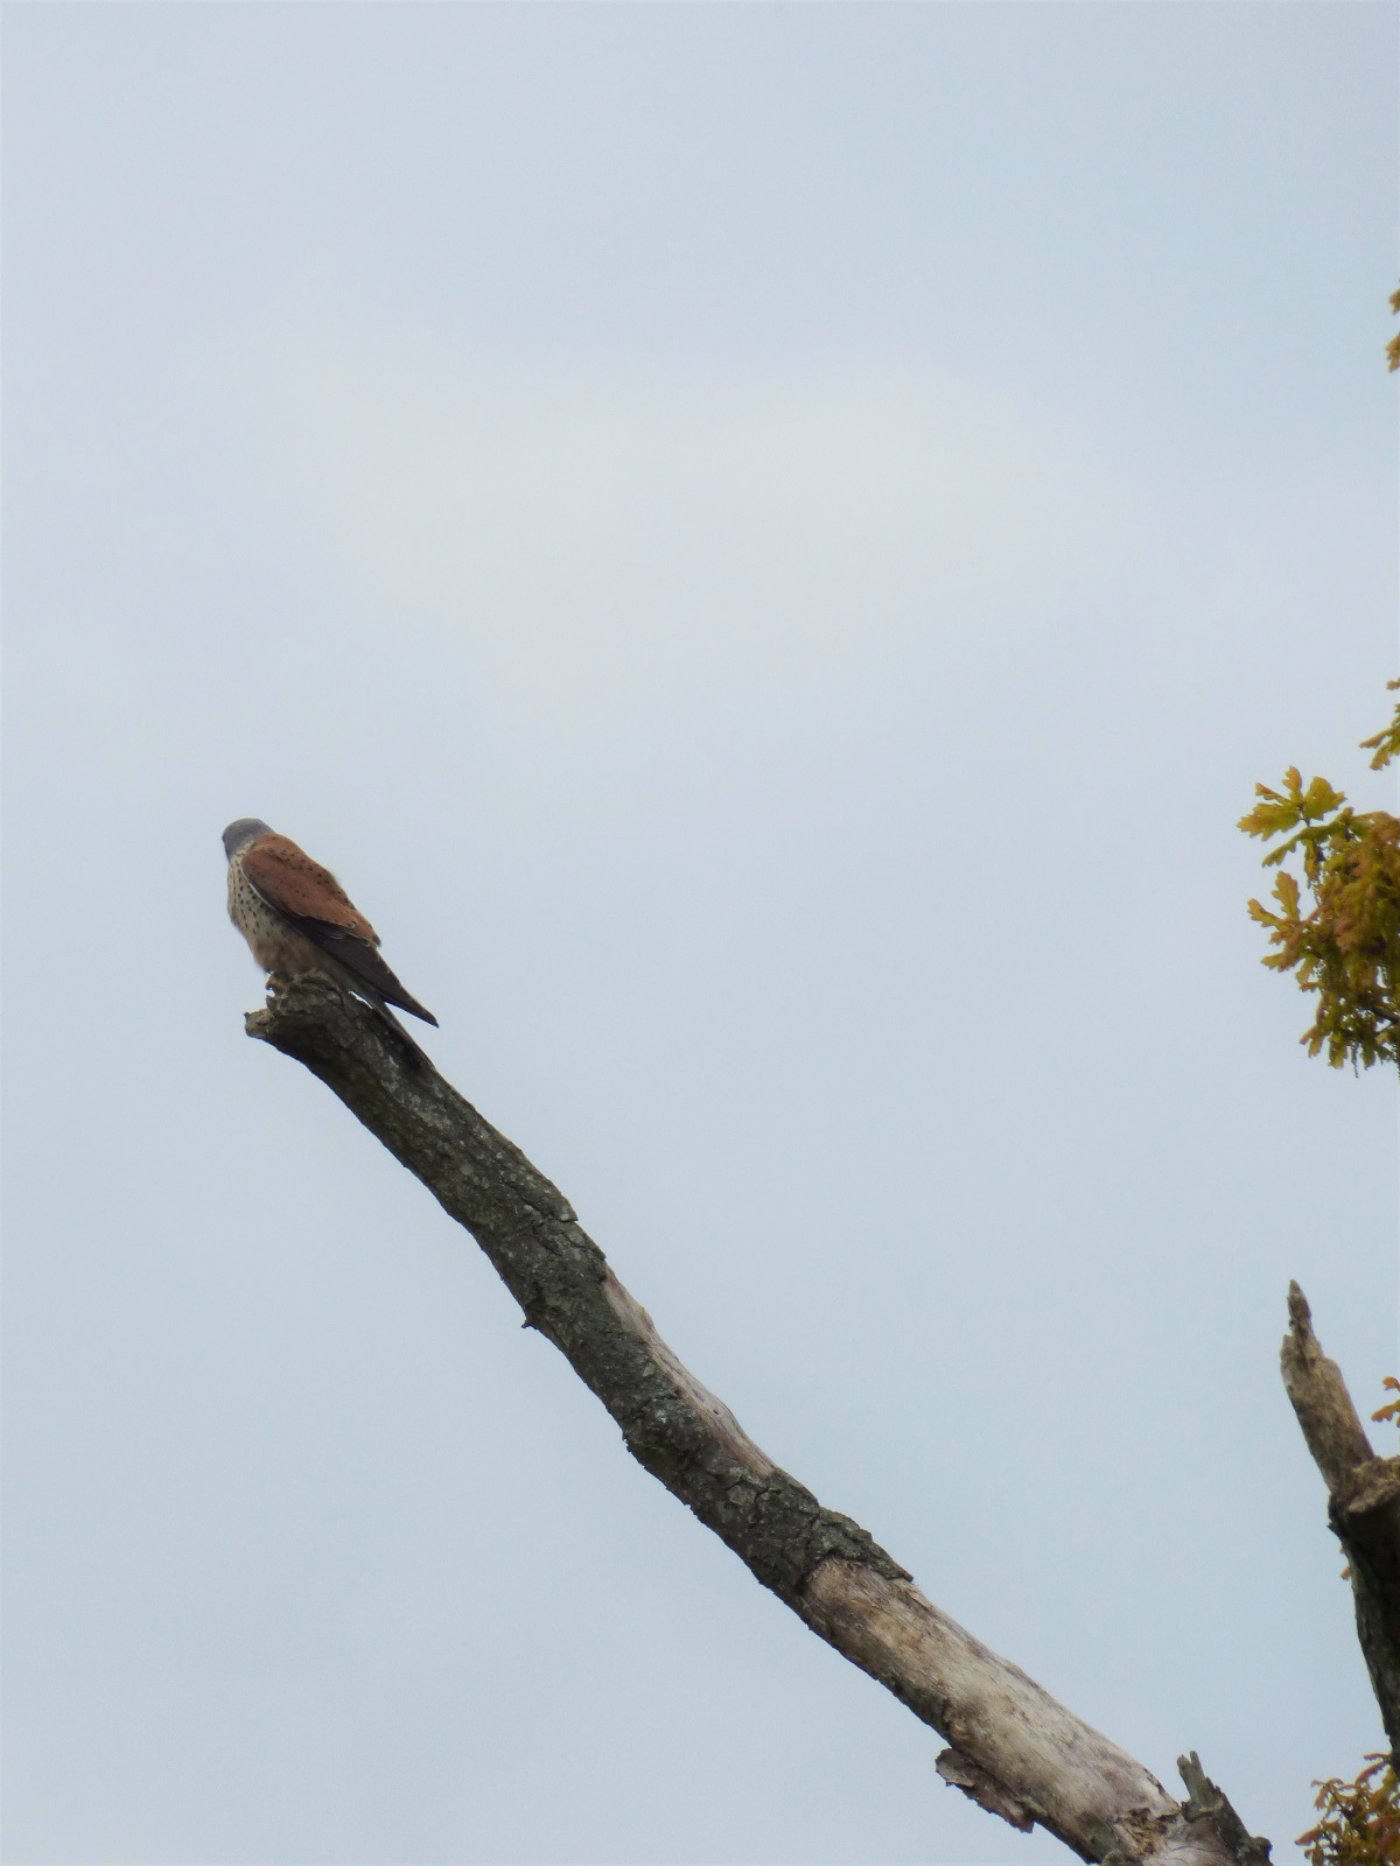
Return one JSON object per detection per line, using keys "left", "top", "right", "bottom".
{"left": 223, "top": 818, "right": 438, "bottom": 1062}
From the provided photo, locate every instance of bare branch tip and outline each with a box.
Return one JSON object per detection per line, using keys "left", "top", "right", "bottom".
{"left": 1176, "top": 1751, "right": 1216, "bottom": 1812}
{"left": 1176, "top": 1751, "right": 1272, "bottom": 1866}
{"left": 1287, "top": 1281, "right": 1313, "bottom": 1334}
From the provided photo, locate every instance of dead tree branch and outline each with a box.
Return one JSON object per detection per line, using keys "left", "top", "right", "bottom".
{"left": 1282, "top": 1282, "right": 1400, "bottom": 1757}
{"left": 243, "top": 976, "right": 1268, "bottom": 1864}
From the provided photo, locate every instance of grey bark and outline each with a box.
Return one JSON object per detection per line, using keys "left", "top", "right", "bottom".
{"left": 1281, "top": 1282, "right": 1400, "bottom": 1758}
{"left": 242, "top": 976, "right": 1270, "bottom": 1864}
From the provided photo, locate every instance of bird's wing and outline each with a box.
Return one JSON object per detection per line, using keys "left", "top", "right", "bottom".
{"left": 242, "top": 833, "right": 438, "bottom": 1026}
{"left": 240, "top": 834, "right": 379, "bottom": 942}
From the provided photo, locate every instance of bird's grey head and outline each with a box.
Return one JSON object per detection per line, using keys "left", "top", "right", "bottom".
{"left": 222, "top": 818, "right": 272, "bottom": 861}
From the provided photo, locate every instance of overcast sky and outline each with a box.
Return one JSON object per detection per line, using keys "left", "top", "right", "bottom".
{"left": 4, "top": 6, "right": 1398, "bottom": 1864}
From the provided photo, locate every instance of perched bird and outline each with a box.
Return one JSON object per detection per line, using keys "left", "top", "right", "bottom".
{"left": 222, "top": 818, "right": 438, "bottom": 1063}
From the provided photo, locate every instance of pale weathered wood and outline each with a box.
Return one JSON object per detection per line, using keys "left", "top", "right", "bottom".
{"left": 244, "top": 976, "right": 1268, "bottom": 1863}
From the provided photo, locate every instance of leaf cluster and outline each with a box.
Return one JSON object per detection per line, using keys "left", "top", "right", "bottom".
{"left": 1360, "top": 681, "right": 1400, "bottom": 774}
{"left": 1298, "top": 1756, "right": 1400, "bottom": 1866}
{"left": 1373, "top": 1377, "right": 1400, "bottom": 1432}
{"left": 1240, "top": 686, "right": 1400, "bottom": 1070}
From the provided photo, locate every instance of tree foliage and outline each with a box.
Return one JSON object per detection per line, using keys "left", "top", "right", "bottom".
{"left": 1239, "top": 683, "right": 1400, "bottom": 1069}
{"left": 1247, "top": 286, "right": 1400, "bottom": 1864}
{"left": 1298, "top": 1755, "right": 1400, "bottom": 1866}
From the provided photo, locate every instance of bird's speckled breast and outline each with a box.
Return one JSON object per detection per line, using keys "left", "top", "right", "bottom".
{"left": 228, "top": 858, "right": 330, "bottom": 978}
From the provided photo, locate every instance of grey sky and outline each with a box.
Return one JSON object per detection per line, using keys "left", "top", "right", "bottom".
{"left": 3, "top": 5, "right": 1397, "bottom": 1863}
